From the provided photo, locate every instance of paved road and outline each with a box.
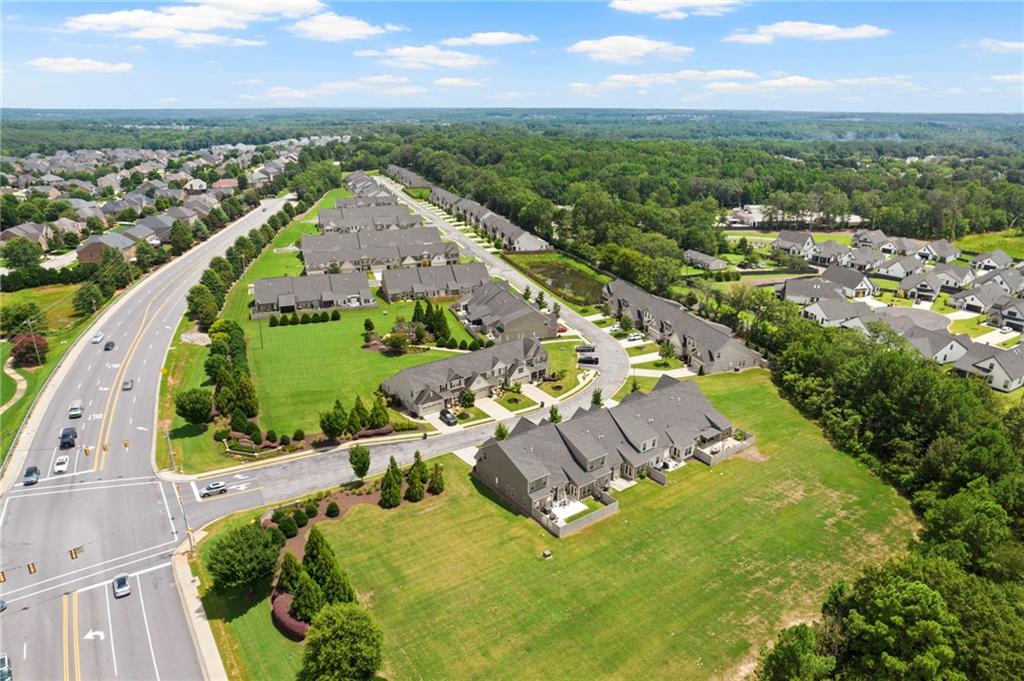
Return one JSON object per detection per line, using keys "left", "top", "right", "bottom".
{"left": 0, "top": 197, "right": 289, "bottom": 681}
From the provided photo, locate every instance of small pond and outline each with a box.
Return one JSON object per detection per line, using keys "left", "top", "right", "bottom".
{"left": 524, "top": 262, "right": 605, "bottom": 304}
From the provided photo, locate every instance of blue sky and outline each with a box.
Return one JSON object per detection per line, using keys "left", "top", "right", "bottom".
{"left": 3, "top": 1, "right": 1022, "bottom": 111}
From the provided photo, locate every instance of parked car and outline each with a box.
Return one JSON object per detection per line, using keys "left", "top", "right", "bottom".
{"left": 626, "top": 332, "right": 644, "bottom": 342}
{"left": 439, "top": 409, "right": 458, "bottom": 427}
{"left": 122, "top": 379, "right": 134, "bottom": 391}
{"left": 103, "top": 341, "right": 115, "bottom": 351}
{"left": 609, "top": 324, "right": 622, "bottom": 333}
{"left": 59, "top": 427, "right": 77, "bottom": 449}
{"left": 112, "top": 573, "right": 131, "bottom": 598}
{"left": 23, "top": 466, "right": 39, "bottom": 485}
{"left": 200, "top": 481, "right": 227, "bottom": 498}
{"left": 1000, "top": 326, "right": 1012, "bottom": 333}
{"left": 557, "top": 326, "right": 568, "bottom": 334}
{"left": 0, "top": 653, "right": 11, "bottom": 681}
{"left": 53, "top": 455, "right": 70, "bottom": 474}
{"left": 90, "top": 332, "right": 104, "bottom": 344}
{"left": 578, "top": 355, "right": 600, "bottom": 365}
{"left": 574, "top": 344, "right": 596, "bottom": 353}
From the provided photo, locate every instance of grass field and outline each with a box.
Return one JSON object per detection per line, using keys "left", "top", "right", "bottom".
{"left": 0, "top": 343, "right": 17, "bottom": 405}
{"left": 725, "top": 230, "right": 854, "bottom": 246}
{"left": 504, "top": 251, "right": 610, "bottom": 315}
{"left": 634, "top": 356, "right": 685, "bottom": 370}
{"left": 931, "top": 292, "right": 956, "bottom": 314}
{"left": 626, "top": 342, "right": 658, "bottom": 357}
{"left": 303, "top": 187, "right": 354, "bottom": 221}
{"left": 949, "top": 314, "right": 996, "bottom": 338}
{"left": 612, "top": 375, "right": 660, "bottom": 401}
{"left": 539, "top": 340, "right": 581, "bottom": 398}
{"left": 304, "top": 369, "right": 915, "bottom": 681}
{"left": 954, "top": 229, "right": 1024, "bottom": 260}
{"left": 496, "top": 391, "right": 537, "bottom": 412}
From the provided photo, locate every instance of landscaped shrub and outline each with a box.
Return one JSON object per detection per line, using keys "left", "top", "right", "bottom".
{"left": 485, "top": 339, "right": 496, "bottom": 347}
{"left": 293, "top": 429, "right": 305, "bottom": 441}
{"left": 326, "top": 501, "right": 340, "bottom": 517}
{"left": 304, "top": 501, "right": 318, "bottom": 518}
{"left": 446, "top": 338, "right": 458, "bottom": 349}
{"left": 213, "top": 428, "right": 231, "bottom": 441}
{"left": 278, "top": 514, "right": 298, "bottom": 538}
{"left": 290, "top": 313, "right": 300, "bottom": 325}
{"left": 459, "top": 339, "right": 468, "bottom": 350}
{"left": 292, "top": 508, "right": 308, "bottom": 528}
{"left": 230, "top": 409, "right": 248, "bottom": 433}
{"left": 468, "top": 340, "right": 480, "bottom": 351}
{"left": 280, "top": 434, "right": 291, "bottom": 446}
{"left": 269, "top": 316, "right": 279, "bottom": 327}
{"left": 330, "top": 310, "right": 341, "bottom": 321}
{"left": 265, "top": 430, "right": 277, "bottom": 443}
{"left": 272, "top": 508, "right": 288, "bottom": 524}
{"left": 301, "top": 313, "right": 311, "bottom": 324}
{"left": 248, "top": 425, "right": 262, "bottom": 444}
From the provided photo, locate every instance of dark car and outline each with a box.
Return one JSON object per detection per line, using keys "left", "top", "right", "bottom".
{"left": 578, "top": 355, "right": 600, "bottom": 365}
{"left": 103, "top": 341, "right": 115, "bottom": 351}
{"left": 575, "top": 344, "right": 596, "bottom": 353}
{"left": 59, "top": 427, "right": 77, "bottom": 449}
{"left": 23, "top": 466, "right": 40, "bottom": 485}
{"left": 439, "top": 409, "right": 458, "bottom": 427}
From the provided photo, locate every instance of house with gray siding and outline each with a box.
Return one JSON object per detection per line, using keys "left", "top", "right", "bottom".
{"left": 770, "top": 230, "right": 815, "bottom": 257}
{"left": 382, "top": 338, "right": 548, "bottom": 417}
{"left": 251, "top": 273, "right": 375, "bottom": 317}
{"left": 683, "top": 249, "right": 728, "bottom": 271}
{"left": 455, "top": 280, "right": 558, "bottom": 343}
{"left": 300, "top": 227, "right": 458, "bottom": 275}
{"left": 380, "top": 263, "right": 489, "bottom": 301}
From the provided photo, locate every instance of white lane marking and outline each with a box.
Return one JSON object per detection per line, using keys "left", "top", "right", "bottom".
{"left": 20, "top": 474, "right": 154, "bottom": 489}
{"left": 157, "top": 481, "right": 178, "bottom": 540}
{"left": 77, "top": 382, "right": 82, "bottom": 390}
{"left": 22, "top": 642, "right": 26, "bottom": 660}
{"left": 77, "top": 561, "right": 170, "bottom": 596}
{"left": 2, "top": 544, "right": 177, "bottom": 602}
{"left": 189, "top": 480, "right": 200, "bottom": 502}
{"left": 73, "top": 445, "right": 81, "bottom": 474}
{"left": 129, "top": 417, "right": 133, "bottom": 427}
{"left": 137, "top": 575, "right": 161, "bottom": 681}
{"left": 0, "top": 496, "right": 8, "bottom": 531}
{"left": 105, "top": 583, "right": 119, "bottom": 677}
{"left": 11, "top": 481, "right": 158, "bottom": 498}
{"left": 47, "top": 445, "right": 59, "bottom": 475}
{"left": 136, "top": 426, "right": 148, "bottom": 432}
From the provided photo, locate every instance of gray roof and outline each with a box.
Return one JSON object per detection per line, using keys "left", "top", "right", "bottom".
{"left": 821, "top": 266, "right": 873, "bottom": 291}
{"left": 382, "top": 263, "right": 489, "bottom": 297}
{"left": 684, "top": 249, "right": 728, "bottom": 269}
{"left": 921, "top": 239, "right": 959, "bottom": 259}
{"left": 898, "top": 271, "right": 942, "bottom": 292}
{"left": 80, "top": 232, "right": 135, "bottom": 251}
{"left": 461, "top": 280, "right": 553, "bottom": 334}
{"left": 253, "top": 273, "right": 373, "bottom": 308}
{"left": 779, "top": 277, "right": 845, "bottom": 302}
{"left": 971, "top": 249, "right": 1013, "bottom": 269}
{"left": 950, "top": 281, "right": 1008, "bottom": 309}
{"left": 932, "top": 263, "right": 973, "bottom": 285}
{"left": 773, "top": 230, "right": 815, "bottom": 249}
{"left": 807, "top": 298, "right": 873, "bottom": 323}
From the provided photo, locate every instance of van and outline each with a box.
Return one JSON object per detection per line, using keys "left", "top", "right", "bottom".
{"left": 68, "top": 399, "right": 84, "bottom": 419}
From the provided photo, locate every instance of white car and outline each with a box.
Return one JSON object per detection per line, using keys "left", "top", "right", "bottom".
{"left": 626, "top": 332, "right": 644, "bottom": 342}
{"left": 112, "top": 573, "right": 131, "bottom": 598}
{"left": 90, "top": 332, "right": 104, "bottom": 344}
{"left": 1000, "top": 326, "right": 1012, "bottom": 333}
{"left": 609, "top": 324, "right": 622, "bottom": 333}
{"left": 53, "top": 455, "right": 70, "bottom": 474}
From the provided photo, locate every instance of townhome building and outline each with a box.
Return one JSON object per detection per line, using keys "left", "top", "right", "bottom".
{"left": 683, "top": 249, "right": 729, "bottom": 271}
{"left": 820, "top": 265, "right": 877, "bottom": 298}
{"left": 318, "top": 205, "right": 423, "bottom": 233}
{"left": 603, "top": 279, "right": 762, "bottom": 374}
{"left": 953, "top": 344, "right": 1024, "bottom": 393}
{"left": 380, "top": 263, "right": 489, "bottom": 302}
{"left": 382, "top": 338, "right": 548, "bottom": 417}
{"left": 970, "top": 249, "right": 1013, "bottom": 272}
{"left": 916, "top": 239, "right": 961, "bottom": 263}
{"left": 250, "top": 273, "right": 375, "bottom": 318}
{"left": 455, "top": 280, "right": 558, "bottom": 343}
{"left": 949, "top": 281, "right": 1008, "bottom": 313}
{"left": 472, "top": 377, "right": 740, "bottom": 525}
{"left": 300, "top": 227, "right": 458, "bottom": 275}
{"left": 898, "top": 271, "right": 943, "bottom": 302}
{"left": 770, "top": 230, "right": 816, "bottom": 257}
{"left": 387, "top": 164, "right": 431, "bottom": 189}
{"left": 932, "top": 263, "right": 976, "bottom": 291}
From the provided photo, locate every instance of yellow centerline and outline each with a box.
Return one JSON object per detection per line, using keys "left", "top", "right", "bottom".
{"left": 73, "top": 591, "right": 82, "bottom": 681}
{"left": 62, "top": 594, "right": 69, "bottom": 681}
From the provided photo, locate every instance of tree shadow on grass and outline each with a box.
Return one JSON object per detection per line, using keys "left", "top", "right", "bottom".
{"left": 201, "top": 574, "right": 274, "bottom": 626}
{"left": 170, "top": 422, "right": 207, "bottom": 440}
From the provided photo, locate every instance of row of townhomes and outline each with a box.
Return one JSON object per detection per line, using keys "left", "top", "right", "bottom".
{"left": 382, "top": 165, "right": 551, "bottom": 252}
{"left": 1, "top": 136, "right": 334, "bottom": 266}
{"left": 300, "top": 227, "right": 458, "bottom": 275}
{"left": 473, "top": 376, "right": 750, "bottom": 535}
{"left": 251, "top": 273, "right": 376, "bottom": 318}
{"left": 380, "top": 262, "right": 489, "bottom": 302}
{"left": 381, "top": 338, "right": 548, "bottom": 417}
{"left": 454, "top": 279, "right": 559, "bottom": 343}
{"left": 602, "top": 279, "right": 763, "bottom": 374}
{"left": 317, "top": 193, "right": 423, "bottom": 233}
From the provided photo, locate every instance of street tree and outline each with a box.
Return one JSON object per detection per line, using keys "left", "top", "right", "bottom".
{"left": 174, "top": 388, "right": 212, "bottom": 425}
{"left": 206, "top": 522, "right": 283, "bottom": 590}
{"left": 297, "top": 603, "right": 383, "bottom": 681}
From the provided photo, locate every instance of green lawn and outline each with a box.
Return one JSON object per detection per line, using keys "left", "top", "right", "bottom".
{"left": 955, "top": 229, "right": 1024, "bottom": 260}
{"left": 539, "top": 340, "right": 581, "bottom": 398}
{"left": 725, "top": 230, "right": 854, "bottom": 246}
{"left": 564, "top": 496, "right": 602, "bottom": 523}
{"left": 496, "top": 391, "right": 538, "bottom": 412}
{"left": 998, "top": 335, "right": 1021, "bottom": 349}
{"left": 930, "top": 292, "right": 956, "bottom": 314}
{"left": 457, "top": 405, "right": 491, "bottom": 424}
{"left": 633, "top": 356, "right": 685, "bottom": 370}
{"left": 0, "top": 343, "right": 17, "bottom": 405}
{"left": 626, "top": 342, "right": 658, "bottom": 357}
{"left": 303, "top": 186, "right": 353, "bottom": 221}
{"left": 949, "top": 314, "right": 995, "bottom": 338}
{"left": 612, "top": 375, "right": 661, "bottom": 402}
{"left": 306, "top": 369, "right": 915, "bottom": 681}
{"left": 869, "top": 276, "right": 899, "bottom": 291}
{"left": 874, "top": 290, "right": 913, "bottom": 307}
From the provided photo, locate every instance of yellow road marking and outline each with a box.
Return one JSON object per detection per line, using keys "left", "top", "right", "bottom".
{"left": 73, "top": 591, "right": 81, "bottom": 681}
{"left": 62, "top": 594, "right": 69, "bottom": 681}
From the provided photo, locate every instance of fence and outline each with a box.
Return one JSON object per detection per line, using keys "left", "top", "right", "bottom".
{"left": 694, "top": 435, "right": 757, "bottom": 466}
{"left": 647, "top": 467, "right": 669, "bottom": 486}
{"left": 532, "top": 491, "right": 620, "bottom": 538}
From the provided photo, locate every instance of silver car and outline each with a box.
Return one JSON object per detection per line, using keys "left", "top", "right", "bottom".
{"left": 112, "top": 573, "right": 131, "bottom": 598}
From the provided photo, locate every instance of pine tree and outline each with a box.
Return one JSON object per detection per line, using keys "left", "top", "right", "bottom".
{"left": 405, "top": 466, "right": 424, "bottom": 502}
{"left": 333, "top": 400, "right": 349, "bottom": 434}
{"left": 351, "top": 396, "right": 370, "bottom": 431}
{"left": 379, "top": 456, "right": 402, "bottom": 508}
{"left": 494, "top": 423, "right": 509, "bottom": 440}
{"left": 277, "top": 551, "right": 302, "bottom": 594}
{"left": 412, "top": 300, "right": 424, "bottom": 324}
{"left": 369, "top": 397, "right": 389, "bottom": 429}
{"left": 235, "top": 373, "right": 259, "bottom": 417}
{"left": 290, "top": 569, "right": 326, "bottom": 622}
{"left": 411, "top": 451, "right": 428, "bottom": 484}
{"left": 428, "top": 463, "right": 445, "bottom": 495}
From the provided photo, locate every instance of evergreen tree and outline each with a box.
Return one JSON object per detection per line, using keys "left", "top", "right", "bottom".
{"left": 494, "top": 422, "right": 509, "bottom": 440}
{"left": 428, "top": 463, "right": 446, "bottom": 495}
{"left": 304, "top": 527, "right": 354, "bottom": 604}
{"left": 411, "top": 451, "right": 429, "bottom": 484}
{"left": 277, "top": 551, "right": 302, "bottom": 594}
{"left": 379, "top": 456, "right": 402, "bottom": 508}
{"left": 548, "top": 405, "right": 562, "bottom": 424}
{"left": 319, "top": 408, "right": 346, "bottom": 440}
{"left": 405, "top": 465, "right": 425, "bottom": 502}
{"left": 234, "top": 373, "right": 259, "bottom": 417}
{"left": 412, "top": 300, "right": 424, "bottom": 323}
{"left": 348, "top": 444, "right": 370, "bottom": 479}
{"left": 290, "top": 569, "right": 326, "bottom": 622}
{"left": 297, "top": 603, "right": 383, "bottom": 681}
{"left": 591, "top": 387, "right": 603, "bottom": 407}
{"left": 368, "top": 396, "right": 389, "bottom": 429}
{"left": 351, "top": 396, "right": 370, "bottom": 431}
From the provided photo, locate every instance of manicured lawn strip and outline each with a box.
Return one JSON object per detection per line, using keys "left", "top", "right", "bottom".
{"left": 303, "top": 186, "right": 353, "bottom": 221}
{"left": 496, "top": 391, "right": 537, "bottom": 412}
{"left": 955, "top": 229, "right": 1024, "bottom": 260}
{"left": 869, "top": 276, "right": 899, "bottom": 291}
{"left": 874, "top": 290, "right": 912, "bottom": 307}
{"left": 949, "top": 314, "right": 995, "bottom": 338}
{"left": 156, "top": 315, "right": 222, "bottom": 474}
{"left": 725, "top": 231, "right": 854, "bottom": 246}
{"left": 313, "top": 370, "right": 914, "bottom": 681}
{"left": 192, "top": 513, "right": 303, "bottom": 681}
{"left": 564, "top": 496, "right": 602, "bottom": 523}
{"left": 998, "top": 335, "right": 1021, "bottom": 349}
{"left": 539, "top": 340, "right": 580, "bottom": 398}
{"left": 626, "top": 342, "right": 658, "bottom": 357}
{"left": 633, "top": 356, "right": 685, "bottom": 370}
{"left": 457, "top": 405, "right": 490, "bottom": 424}
{"left": 930, "top": 292, "right": 956, "bottom": 314}
{"left": 592, "top": 316, "right": 614, "bottom": 328}
{"left": 611, "top": 375, "right": 661, "bottom": 402}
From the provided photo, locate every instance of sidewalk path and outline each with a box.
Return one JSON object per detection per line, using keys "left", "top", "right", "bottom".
{"left": 0, "top": 357, "right": 27, "bottom": 414}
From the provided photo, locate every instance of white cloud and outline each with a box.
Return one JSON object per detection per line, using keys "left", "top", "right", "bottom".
{"left": 608, "top": 0, "right": 742, "bottom": 20}
{"left": 288, "top": 12, "right": 405, "bottom": 42}
{"left": 354, "top": 45, "right": 490, "bottom": 69}
{"left": 441, "top": 32, "right": 537, "bottom": 47}
{"left": 724, "top": 21, "right": 891, "bottom": 44}
{"left": 29, "top": 57, "right": 133, "bottom": 73}
{"left": 571, "top": 68, "right": 756, "bottom": 94}
{"left": 63, "top": 1, "right": 323, "bottom": 47}
{"left": 567, "top": 35, "right": 693, "bottom": 63}
{"left": 705, "top": 75, "right": 834, "bottom": 92}
{"left": 433, "top": 77, "right": 487, "bottom": 88}
{"left": 834, "top": 75, "right": 921, "bottom": 91}
{"left": 989, "top": 74, "right": 1024, "bottom": 83}
{"left": 258, "top": 75, "right": 423, "bottom": 99}
{"left": 964, "top": 38, "right": 1024, "bottom": 53}
{"left": 157, "top": 96, "right": 178, "bottom": 104}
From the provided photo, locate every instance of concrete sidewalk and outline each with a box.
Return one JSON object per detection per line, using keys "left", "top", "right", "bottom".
{"left": 171, "top": 533, "right": 229, "bottom": 681}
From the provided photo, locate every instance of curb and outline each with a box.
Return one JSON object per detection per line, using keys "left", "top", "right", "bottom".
{"left": 171, "top": 532, "right": 229, "bottom": 681}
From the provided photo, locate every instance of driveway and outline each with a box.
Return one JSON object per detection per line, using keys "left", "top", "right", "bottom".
{"left": 873, "top": 306, "right": 950, "bottom": 331}
{"left": 975, "top": 329, "right": 1020, "bottom": 347}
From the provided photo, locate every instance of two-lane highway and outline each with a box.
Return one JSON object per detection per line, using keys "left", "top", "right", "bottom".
{"left": 0, "top": 197, "right": 289, "bottom": 680}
